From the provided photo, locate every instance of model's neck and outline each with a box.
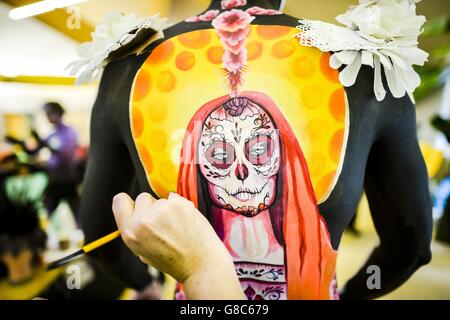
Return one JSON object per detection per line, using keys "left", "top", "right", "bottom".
{"left": 207, "top": 0, "right": 279, "bottom": 11}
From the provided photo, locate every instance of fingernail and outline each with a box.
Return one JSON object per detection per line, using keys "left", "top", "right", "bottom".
{"left": 113, "top": 194, "right": 120, "bottom": 203}
{"left": 113, "top": 193, "right": 124, "bottom": 206}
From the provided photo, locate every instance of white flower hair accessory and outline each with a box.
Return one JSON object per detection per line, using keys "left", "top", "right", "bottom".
{"left": 67, "top": 12, "right": 169, "bottom": 85}
{"left": 295, "top": 0, "right": 428, "bottom": 102}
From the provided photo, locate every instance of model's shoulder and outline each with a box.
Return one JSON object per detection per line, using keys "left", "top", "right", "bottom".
{"left": 294, "top": 0, "right": 428, "bottom": 103}
{"left": 66, "top": 12, "right": 169, "bottom": 85}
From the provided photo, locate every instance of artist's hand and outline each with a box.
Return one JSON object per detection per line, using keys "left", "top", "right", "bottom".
{"left": 112, "top": 192, "right": 220, "bottom": 282}
{"left": 112, "top": 192, "right": 245, "bottom": 300}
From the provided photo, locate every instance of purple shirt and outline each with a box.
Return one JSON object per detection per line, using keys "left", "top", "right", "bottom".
{"left": 44, "top": 123, "right": 78, "bottom": 169}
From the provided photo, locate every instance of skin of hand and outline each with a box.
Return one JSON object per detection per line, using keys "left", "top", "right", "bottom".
{"left": 112, "top": 192, "right": 246, "bottom": 300}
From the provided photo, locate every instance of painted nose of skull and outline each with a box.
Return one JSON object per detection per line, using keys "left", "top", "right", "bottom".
{"left": 235, "top": 162, "right": 249, "bottom": 181}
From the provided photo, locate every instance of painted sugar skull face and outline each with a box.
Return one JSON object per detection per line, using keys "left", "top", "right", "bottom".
{"left": 198, "top": 97, "right": 281, "bottom": 217}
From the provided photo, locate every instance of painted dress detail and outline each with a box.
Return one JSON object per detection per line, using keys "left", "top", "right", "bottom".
{"left": 130, "top": 6, "right": 348, "bottom": 299}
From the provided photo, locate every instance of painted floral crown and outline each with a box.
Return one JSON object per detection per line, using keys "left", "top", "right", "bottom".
{"left": 68, "top": 0, "right": 428, "bottom": 103}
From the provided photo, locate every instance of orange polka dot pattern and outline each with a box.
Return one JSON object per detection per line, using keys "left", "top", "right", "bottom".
{"left": 130, "top": 26, "right": 348, "bottom": 201}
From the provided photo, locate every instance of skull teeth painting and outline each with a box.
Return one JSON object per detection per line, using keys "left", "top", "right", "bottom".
{"left": 198, "top": 97, "right": 279, "bottom": 217}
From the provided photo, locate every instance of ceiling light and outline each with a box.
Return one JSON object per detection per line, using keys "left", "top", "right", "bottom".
{"left": 9, "top": 0, "right": 88, "bottom": 20}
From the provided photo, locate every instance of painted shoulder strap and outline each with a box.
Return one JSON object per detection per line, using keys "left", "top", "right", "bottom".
{"left": 295, "top": 0, "right": 428, "bottom": 102}
{"left": 67, "top": 12, "right": 169, "bottom": 85}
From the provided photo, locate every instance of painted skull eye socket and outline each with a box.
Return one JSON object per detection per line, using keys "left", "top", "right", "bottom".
{"left": 245, "top": 134, "right": 273, "bottom": 166}
{"left": 205, "top": 140, "right": 235, "bottom": 169}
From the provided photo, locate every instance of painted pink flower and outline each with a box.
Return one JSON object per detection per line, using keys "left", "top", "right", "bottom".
{"left": 246, "top": 6, "right": 282, "bottom": 16}
{"left": 225, "top": 40, "right": 247, "bottom": 55}
{"left": 223, "top": 49, "right": 247, "bottom": 73}
{"left": 217, "top": 27, "right": 249, "bottom": 53}
{"left": 185, "top": 15, "right": 200, "bottom": 22}
{"left": 198, "top": 9, "right": 220, "bottom": 22}
{"left": 224, "top": 39, "right": 246, "bottom": 54}
{"left": 212, "top": 9, "right": 254, "bottom": 33}
{"left": 211, "top": 8, "right": 254, "bottom": 96}
{"left": 221, "top": 0, "right": 247, "bottom": 10}
{"left": 217, "top": 27, "right": 250, "bottom": 46}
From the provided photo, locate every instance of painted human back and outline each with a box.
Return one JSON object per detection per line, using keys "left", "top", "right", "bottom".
{"left": 130, "top": 17, "right": 348, "bottom": 300}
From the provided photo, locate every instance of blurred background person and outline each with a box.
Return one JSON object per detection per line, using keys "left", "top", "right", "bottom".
{"left": 0, "top": 181, "right": 47, "bottom": 285}
{"left": 5, "top": 102, "right": 81, "bottom": 224}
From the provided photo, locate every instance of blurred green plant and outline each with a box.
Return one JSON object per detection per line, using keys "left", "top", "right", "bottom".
{"left": 415, "top": 15, "right": 450, "bottom": 100}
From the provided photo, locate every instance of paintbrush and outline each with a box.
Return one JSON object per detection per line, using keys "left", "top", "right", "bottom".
{"left": 46, "top": 230, "right": 121, "bottom": 271}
